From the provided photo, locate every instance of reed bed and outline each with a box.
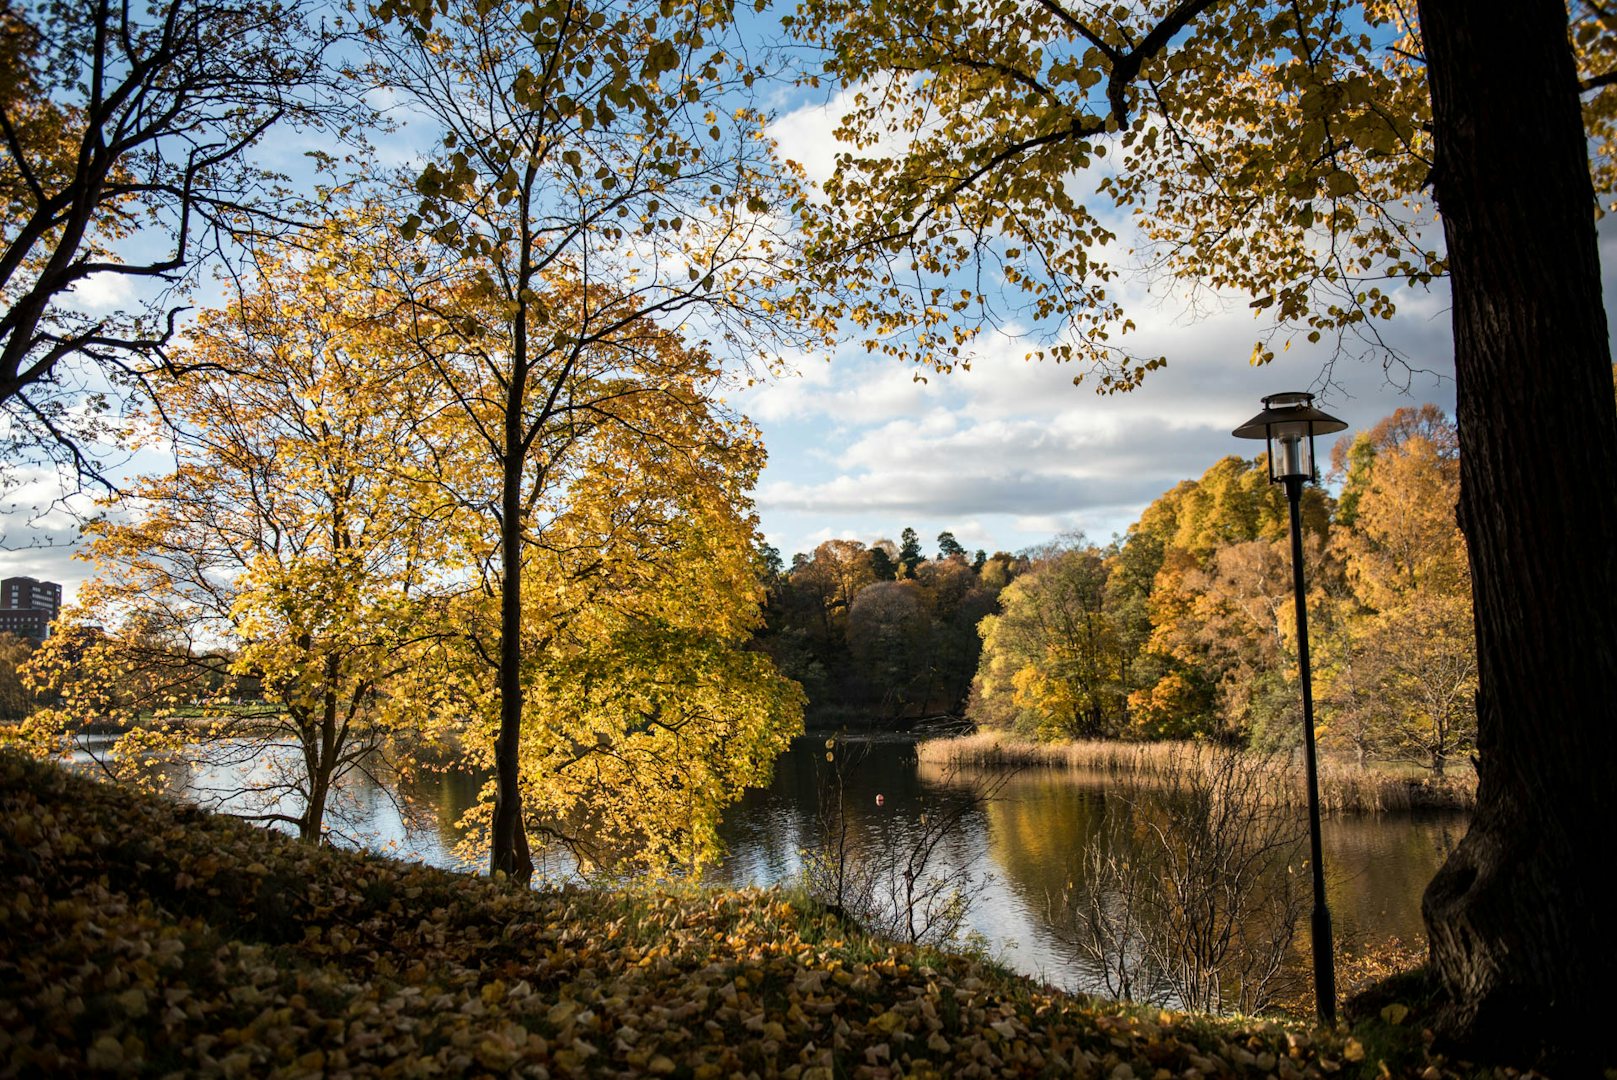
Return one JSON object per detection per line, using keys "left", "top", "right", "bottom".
{"left": 916, "top": 731, "right": 1476, "bottom": 814}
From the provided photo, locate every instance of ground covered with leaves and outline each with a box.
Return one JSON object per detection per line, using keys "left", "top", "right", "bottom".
{"left": 0, "top": 752, "right": 1529, "bottom": 1078}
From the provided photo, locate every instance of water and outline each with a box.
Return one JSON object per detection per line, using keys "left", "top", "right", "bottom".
{"left": 74, "top": 733, "right": 1466, "bottom": 1000}
{"left": 705, "top": 739, "right": 1464, "bottom": 995}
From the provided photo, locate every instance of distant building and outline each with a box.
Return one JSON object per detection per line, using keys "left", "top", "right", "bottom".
{"left": 0, "top": 576, "right": 62, "bottom": 640}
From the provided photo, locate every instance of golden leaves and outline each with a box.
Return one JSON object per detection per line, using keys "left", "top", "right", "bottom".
{"left": 0, "top": 748, "right": 1457, "bottom": 1078}
{"left": 796, "top": 0, "right": 1448, "bottom": 384}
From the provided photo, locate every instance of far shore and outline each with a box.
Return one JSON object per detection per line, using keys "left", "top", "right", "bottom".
{"left": 915, "top": 732, "right": 1476, "bottom": 815}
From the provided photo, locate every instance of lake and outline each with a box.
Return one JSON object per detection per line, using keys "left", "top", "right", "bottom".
{"left": 80, "top": 732, "right": 1467, "bottom": 1004}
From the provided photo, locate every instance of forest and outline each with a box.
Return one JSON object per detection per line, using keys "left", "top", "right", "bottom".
{"left": 755, "top": 405, "right": 1473, "bottom": 778}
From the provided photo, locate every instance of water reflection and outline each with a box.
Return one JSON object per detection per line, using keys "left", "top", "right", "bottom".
{"left": 73, "top": 733, "right": 1464, "bottom": 1001}
{"left": 706, "top": 738, "right": 1463, "bottom": 996}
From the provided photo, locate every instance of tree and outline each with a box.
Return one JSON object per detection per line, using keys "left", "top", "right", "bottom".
{"left": 365, "top": 0, "right": 813, "bottom": 879}
{"left": 1153, "top": 537, "right": 1318, "bottom": 745}
{"left": 867, "top": 543, "right": 898, "bottom": 582}
{"left": 936, "top": 530, "right": 966, "bottom": 560}
{"left": 1340, "top": 431, "right": 1475, "bottom": 774}
{"left": 0, "top": 631, "right": 39, "bottom": 722}
{"left": 972, "top": 541, "right": 1125, "bottom": 739}
{"left": 897, "top": 526, "right": 925, "bottom": 576}
{"left": 977, "top": 550, "right": 1025, "bottom": 591}
{"left": 21, "top": 240, "right": 448, "bottom": 843}
{"left": 846, "top": 580, "right": 930, "bottom": 713}
{"left": 0, "top": 0, "right": 359, "bottom": 478}
{"left": 1127, "top": 455, "right": 1327, "bottom": 739}
{"left": 792, "top": 0, "right": 1617, "bottom": 1054}
{"left": 1330, "top": 404, "right": 1457, "bottom": 529}
{"left": 484, "top": 432, "right": 803, "bottom": 873}
{"left": 791, "top": 539, "right": 877, "bottom": 636}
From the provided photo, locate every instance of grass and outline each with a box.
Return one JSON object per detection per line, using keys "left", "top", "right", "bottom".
{"left": 0, "top": 750, "right": 1536, "bottom": 1077}
{"left": 915, "top": 733, "right": 1477, "bottom": 814}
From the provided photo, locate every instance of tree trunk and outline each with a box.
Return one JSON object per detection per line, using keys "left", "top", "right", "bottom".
{"left": 1417, "top": 0, "right": 1617, "bottom": 1067}
{"left": 490, "top": 378, "right": 534, "bottom": 883}
{"left": 300, "top": 674, "right": 342, "bottom": 845}
{"left": 303, "top": 766, "right": 330, "bottom": 844}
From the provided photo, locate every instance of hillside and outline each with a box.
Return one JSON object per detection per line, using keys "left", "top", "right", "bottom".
{"left": 0, "top": 752, "right": 1511, "bottom": 1078}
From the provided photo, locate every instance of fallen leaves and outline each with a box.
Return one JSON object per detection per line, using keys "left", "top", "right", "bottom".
{"left": 0, "top": 752, "right": 1511, "bottom": 1077}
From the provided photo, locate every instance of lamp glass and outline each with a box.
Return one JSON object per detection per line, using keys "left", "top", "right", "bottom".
{"left": 1273, "top": 431, "right": 1309, "bottom": 480}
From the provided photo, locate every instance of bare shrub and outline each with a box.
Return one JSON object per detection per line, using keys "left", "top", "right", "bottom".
{"left": 803, "top": 735, "right": 1009, "bottom": 948}
{"left": 1055, "top": 745, "right": 1307, "bottom": 1015}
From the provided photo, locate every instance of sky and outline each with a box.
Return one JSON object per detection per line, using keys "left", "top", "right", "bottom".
{"left": 736, "top": 84, "right": 1463, "bottom": 566}
{"left": 16, "top": 14, "right": 1606, "bottom": 603}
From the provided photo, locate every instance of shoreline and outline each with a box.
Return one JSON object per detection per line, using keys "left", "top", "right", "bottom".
{"left": 914, "top": 732, "right": 1477, "bottom": 815}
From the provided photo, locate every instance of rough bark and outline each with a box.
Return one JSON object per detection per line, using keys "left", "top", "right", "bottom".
{"left": 1417, "top": 0, "right": 1617, "bottom": 1067}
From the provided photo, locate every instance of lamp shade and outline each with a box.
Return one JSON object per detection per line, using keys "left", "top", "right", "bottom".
{"left": 1232, "top": 391, "right": 1347, "bottom": 483}
{"left": 1232, "top": 391, "right": 1349, "bottom": 441}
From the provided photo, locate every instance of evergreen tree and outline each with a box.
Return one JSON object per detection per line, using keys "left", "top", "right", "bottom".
{"left": 898, "top": 527, "right": 925, "bottom": 577}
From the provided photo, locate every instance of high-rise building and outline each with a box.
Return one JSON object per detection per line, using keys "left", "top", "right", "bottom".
{"left": 0, "top": 576, "right": 62, "bottom": 639}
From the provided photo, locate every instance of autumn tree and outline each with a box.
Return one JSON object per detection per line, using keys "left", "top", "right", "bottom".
{"left": 971, "top": 540, "right": 1126, "bottom": 739}
{"left": 791, "top": 2, "right": 1617, "bottom": 1050}
{"left": 21, "top": 239, "right": 449, "bottom": 843}
{"left": 475, "top": 406, "right": 803, "bottom": 873}
{"left": 393, "top": 279, "right": 805, "bottom": 875}
{"left": 363, "top": 0, "right": 814, "bottom": 879}
{"left": 0, "top": 631, "right": 39, "bottom": 722}
{"left": 788, "top": 538, "right": 878, "bottom": 640}
{"left": 1341, "top": 430, "right": 1474, "bottom": 774}
{"left": 0, "top": 0, "right": 361, "bottom": 479}
{"left": 911, "top": 555, "right": 997, "bottom": 712}
{"left": 1127, "top": 456, "right": 1327, "bottom": 739}
{"left": 846, "top": 580, "right": 930, "bottom": 713}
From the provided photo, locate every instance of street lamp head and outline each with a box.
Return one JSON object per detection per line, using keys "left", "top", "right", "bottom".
{"left": 1232, "top": 391, "right": 1348, "bottom": 484}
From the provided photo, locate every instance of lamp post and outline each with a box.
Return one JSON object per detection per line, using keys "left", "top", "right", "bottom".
{"left": 1233, "top": 390, "right": 1347, "bottom": 1027}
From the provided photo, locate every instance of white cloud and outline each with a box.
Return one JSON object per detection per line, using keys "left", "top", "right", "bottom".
{"left": 769, "top": 78, "right": 922, "bottom": 189}
{"left": 743, "top": 261, "right": 1461, "bottom": 561}
{"left": 61, "top": 272, "right": 136, "bottom": 315}
{"left": 769, "top": 93, "right": 848, "bottom": 187}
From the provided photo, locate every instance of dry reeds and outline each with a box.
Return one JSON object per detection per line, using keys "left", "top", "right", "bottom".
{"left": 915, "top": 732, "right": 1475, "bottom": 814}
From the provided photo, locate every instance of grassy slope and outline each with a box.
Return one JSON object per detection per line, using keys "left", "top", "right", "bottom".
{"left": 0, "top": 752, "right": 1514, "bottom": 1078}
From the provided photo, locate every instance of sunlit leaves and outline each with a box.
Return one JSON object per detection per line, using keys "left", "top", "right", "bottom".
{"left": 362, "top": 0, "right": 819, "bottom": 876}
{"left": 790, "top": 0, "right": 1457, "bottom": 385}
{"left": 17, "top": 222, "right": 454, "bottom": 842}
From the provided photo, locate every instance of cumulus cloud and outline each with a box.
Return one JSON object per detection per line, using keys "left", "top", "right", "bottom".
{"left": 742, "top": 269, "right": 1460, "bottom": 560}
{"left": 61, "top": 272, "right": 136, "bottom": 315}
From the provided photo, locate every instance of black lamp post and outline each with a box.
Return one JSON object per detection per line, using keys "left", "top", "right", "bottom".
{"left": 1233, "top": 390, "right": 1347, "bottom": 1027}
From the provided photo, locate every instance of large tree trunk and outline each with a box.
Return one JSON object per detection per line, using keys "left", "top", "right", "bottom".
{"left": 1417, "top": 0, "right": 1617, "bottom": 1067}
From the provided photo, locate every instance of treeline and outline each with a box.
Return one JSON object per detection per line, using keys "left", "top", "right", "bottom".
{"left": 752, "top": 529, "right": 1028, "bottom": 723}
{"left": 969, "top": 405, "right": 1475, "bottom": 774}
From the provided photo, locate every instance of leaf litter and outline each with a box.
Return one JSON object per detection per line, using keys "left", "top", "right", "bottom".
{"left": 0, "top": 753, "right": 1529, "bottom": 1078}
